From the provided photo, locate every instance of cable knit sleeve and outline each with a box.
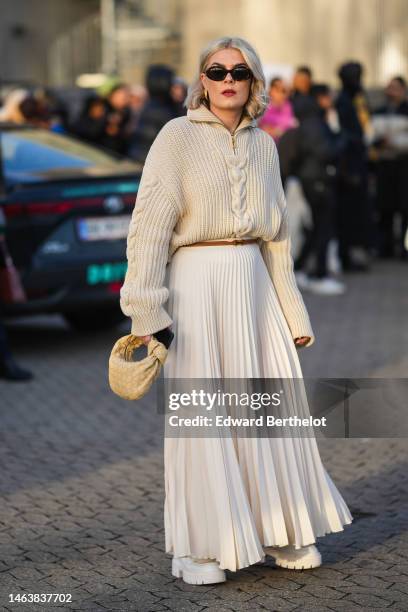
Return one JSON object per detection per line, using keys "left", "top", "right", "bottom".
{"left": 260, "top": 142, "right": 315, "bottom": 347}
{"left": 119, "top": 124, "right": 180, "bottom": 336}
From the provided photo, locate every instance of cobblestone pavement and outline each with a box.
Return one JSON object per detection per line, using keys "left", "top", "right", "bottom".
{"left": 0, "top": 260, "right": 407, "bottom": 611}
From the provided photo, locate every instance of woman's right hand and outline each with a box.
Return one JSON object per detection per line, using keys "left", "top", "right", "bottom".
{"left": 139, "top": 325, "right": 173, "bottom": 346}
{"left": 139, "top": 335, "right": 152, "bottom": 345}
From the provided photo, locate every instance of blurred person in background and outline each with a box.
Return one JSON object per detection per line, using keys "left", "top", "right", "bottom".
{"left": 371, "top": 76, "right": 408, "bottom": 260}
{"left": 335, "top": 61, "right": 373, "bottom": 272}
{"left": 280, "top": 84, "right": 347, "bottom": 295}
{"left": 170, "top": 76, "right": 188, "bottom": 116}
{"left": 0, "top": 88, "right": 68, "bottom": 133}
{"left": 258, "top": 76, "right": 297, "bottom": 142}
{"left": 130, "top": 84, "right": 149, "bottom": 113}
{"left": 127, "top": 84, "right": 149, "bottom": 133}
{"left": 0, "top": 207, "right": 33, "bottom": 381}
{"left": 0, "top": 89, "right": 29, "bottom": 123}
{"left": 290, "top": 65, "right": 313, "bottom": 116}
{"left": 0, "top": 319, "right": 33, "bottom": 381}
{"left": 128, "top": 64, "right": 184, "bottom": 163}
{"left": 70, "top": 94, "right": 109, "bottom": 148}
{"left": 292, "top": 65, "right": 313, "bottom": 97}
{"left": 36, "top": 88, "right": 69, "bottom": 134}
{"left": 18, "top": 96, "right": 51, "bottom": 129}
{"left": 0, "top": 320, "right": 33, "bottom": 381}
{"left": 101, "top": 83, "right": 132, "bottom": 155}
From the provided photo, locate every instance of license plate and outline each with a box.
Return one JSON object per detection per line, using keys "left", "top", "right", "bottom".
{"left": 86, "top": 262, "right": 128, "bottom": 285}
{"left": 77, "top": 215, "right": 131, "bottom": 241}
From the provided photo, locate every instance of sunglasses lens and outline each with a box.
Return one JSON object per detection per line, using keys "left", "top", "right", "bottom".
{"left": 232, "top": 68, "right": 252, "bottom": 81}
{"left": 205, "top": 66, "right": 252, "bottom": 81}
{"left": 206, "top": 68, "right": 226, "bottom": 81}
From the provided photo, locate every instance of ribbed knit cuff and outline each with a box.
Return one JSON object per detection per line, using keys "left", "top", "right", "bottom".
{"left": 130, "top": 307, "right": 173, "bottom": 337}
{"left": 287, "top": 315, "right": 315, "bottom": 348}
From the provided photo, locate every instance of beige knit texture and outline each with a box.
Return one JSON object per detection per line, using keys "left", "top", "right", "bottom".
{"left": 120, "top": 104, "right": 315, "bottom": 347}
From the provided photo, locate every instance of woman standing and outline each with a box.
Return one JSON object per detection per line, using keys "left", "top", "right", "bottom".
{"left": 258, "top": 77, "right": 297, "bottom": 142}
{"left": 120, "top": 37, "right": 352, "bottom": 584}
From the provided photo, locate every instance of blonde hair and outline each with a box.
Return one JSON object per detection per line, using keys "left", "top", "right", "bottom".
{"left": 185, "top": 36, "right": 268, "bottom": 119}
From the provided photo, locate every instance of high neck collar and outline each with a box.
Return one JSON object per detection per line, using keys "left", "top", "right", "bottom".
{"left": 187, "top": 103, "right": 257, "bottom": 133}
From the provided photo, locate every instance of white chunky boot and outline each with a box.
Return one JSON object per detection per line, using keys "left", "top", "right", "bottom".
{"left": 171, "top": 556, "right": 226, "bottom": 584}
{"left": 264, "top": 544, "right": 322, "bottom": 570}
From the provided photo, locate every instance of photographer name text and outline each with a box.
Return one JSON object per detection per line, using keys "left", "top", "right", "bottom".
{"left": 167, "top": 415, "right": 327, "bottom": 427}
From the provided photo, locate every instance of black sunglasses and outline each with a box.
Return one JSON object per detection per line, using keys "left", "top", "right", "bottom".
{"left": 205, "top": 65, "right": 253, "bottom": 82}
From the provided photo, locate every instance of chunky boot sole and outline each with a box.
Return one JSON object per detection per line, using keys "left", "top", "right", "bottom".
{"left": 274, "top": 557, "right": 321, "bottom": 570}
{"left": 171, "top": 558, "right": 226, "bottom": 584}
{"left": 265, "top": 546, "right": 322, "bottom": 570}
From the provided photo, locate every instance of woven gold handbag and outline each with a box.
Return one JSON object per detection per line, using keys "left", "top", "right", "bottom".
{"left": 108, "top": 334, "right": 168, "bottom": 400}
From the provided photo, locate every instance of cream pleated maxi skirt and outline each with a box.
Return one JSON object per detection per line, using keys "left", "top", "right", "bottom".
{"left": 162, "top": 242, "right": 352, "bottom": 572}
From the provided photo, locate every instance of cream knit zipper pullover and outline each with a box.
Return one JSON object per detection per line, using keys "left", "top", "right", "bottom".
{"left": 120, "top": 103, "right": 315, "bottom": 347}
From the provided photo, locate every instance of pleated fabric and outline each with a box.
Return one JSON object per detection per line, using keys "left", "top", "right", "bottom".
{"left": 162, "top": 243, "right": 353, "bottom": 572}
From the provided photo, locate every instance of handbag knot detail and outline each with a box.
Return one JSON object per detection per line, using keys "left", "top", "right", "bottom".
{"left": 108, "top": 333, "right": 169, "bottom": 401}
{"left": 149, "top": 341, "right": 168, "bottom": 365}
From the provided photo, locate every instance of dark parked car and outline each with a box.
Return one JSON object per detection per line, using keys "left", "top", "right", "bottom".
{"left": 0, "top": 123, "right": 142, "bottom": 330}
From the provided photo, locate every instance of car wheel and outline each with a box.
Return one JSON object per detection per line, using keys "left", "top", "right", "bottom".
{"left": 63, "top": 306, "right": 126, "bottom": 332}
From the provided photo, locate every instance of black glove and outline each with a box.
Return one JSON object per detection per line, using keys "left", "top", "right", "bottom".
{"left": 153, "top": 327, "right": 174, "bottom": 349}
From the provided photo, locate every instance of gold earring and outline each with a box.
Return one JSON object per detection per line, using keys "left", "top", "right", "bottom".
{"left": 204, "top": 89, "right": 209, "bottom": 100}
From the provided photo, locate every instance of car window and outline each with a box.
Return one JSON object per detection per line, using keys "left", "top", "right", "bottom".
{"left": 1, "top": 129, "right": 122, "bottom": 180}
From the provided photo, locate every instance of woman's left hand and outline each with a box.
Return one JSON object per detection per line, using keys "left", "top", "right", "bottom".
{"left": 294, "top": 336, "right": 310, "bottom": 348}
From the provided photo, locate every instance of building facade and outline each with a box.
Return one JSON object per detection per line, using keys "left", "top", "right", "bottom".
{"left": 1, "top": 0, "right": 406, "bottom": 89}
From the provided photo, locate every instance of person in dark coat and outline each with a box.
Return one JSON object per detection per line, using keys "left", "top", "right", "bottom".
{"left": 371, "top": 76, "right": 408, "bottom": 259}
{"left": 70, "top": 95, "right": 109, "bottom": 148}
{"left": 0, "top": 208, "right": 32, "bottom": 381}
{"left": 278, "top": 84, "right": 347, "bottom": 294}
{"left": 290, "top": 65, "right": 314, "bottom": 120}
{"left": 0, "top": 322, "right": 33, "bottom": 381}
{"left": 128, "top": 65, "right": 185, "bottom": 163}
{"left": 100, "top": 84, "right": 132, "bottom": 155}
{"left": 335, "top": 61, "right": 373, "bottom": 271}
{"left": 170, "top": 76, "right": 189, "bottom": 117}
